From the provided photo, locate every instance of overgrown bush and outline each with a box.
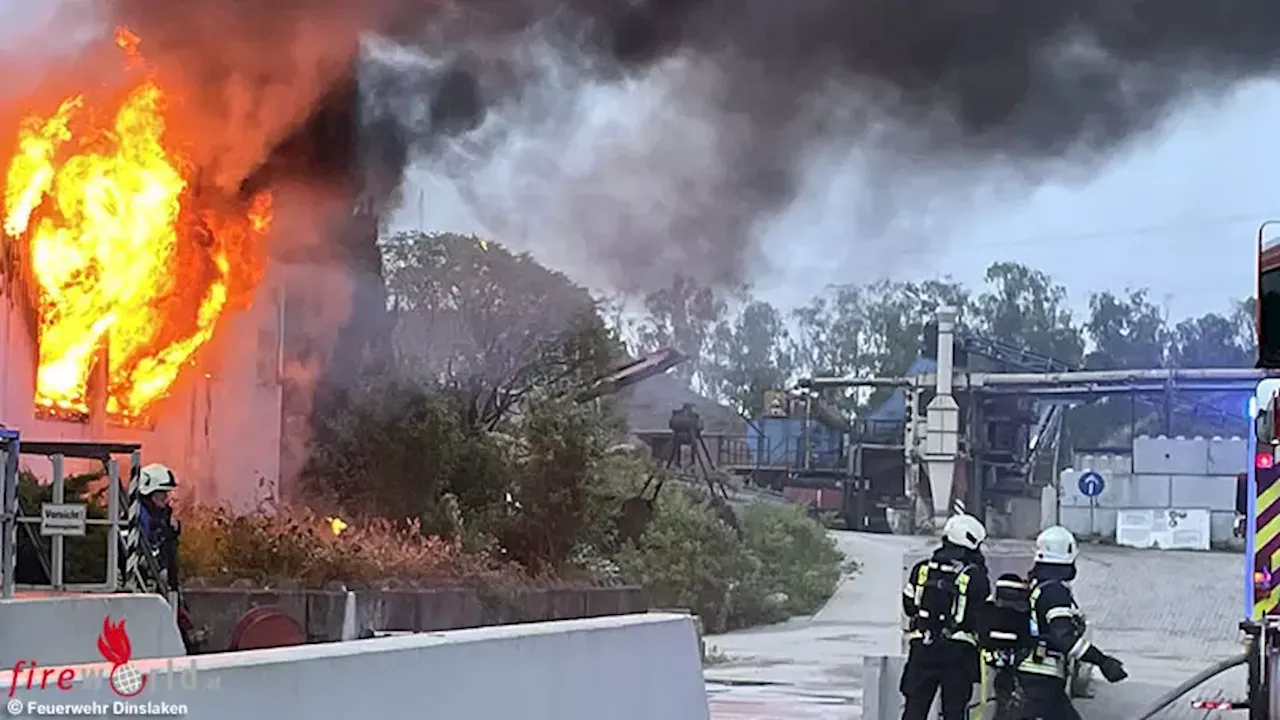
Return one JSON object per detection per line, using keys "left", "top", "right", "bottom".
{"left": 739, "top": 502, "right": 844, "bottom": 615}
{"left": 614, "top": 490, "right": 843, "bottom": 633}
{"left": 177, "top": 506, "right": 523, "bottom": 587}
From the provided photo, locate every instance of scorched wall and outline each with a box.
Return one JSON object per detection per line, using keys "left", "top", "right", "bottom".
{"left": 0, "top": 264, "right": 285, "bottom": 512}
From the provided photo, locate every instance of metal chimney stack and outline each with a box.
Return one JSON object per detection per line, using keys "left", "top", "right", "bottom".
{"left": 924, "top": 307, "right": 961, "bottom": 529}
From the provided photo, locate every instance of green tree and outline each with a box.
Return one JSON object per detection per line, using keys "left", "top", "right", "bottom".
{"left": 1083, "top": 290, "right": 1168, "bottom": 370}
{"left": 706, "top": 300, "right": 795, "bottom": 416}
{"left": 305, "top": 231, "right": 624, "bottom": 568}
{"left": 382, "top": 231, "right": 617, "bottom": 429}
{"left": 791, "top": 284, "right": 865, "bottom": 377}
{"left": 1169, "top": 311, "right": 1253, "bottom": 369}
{"left": 634, "top": 275, "right": 729, "bottom": 390}
{"left": 972, "top": 262, "right": 1084, "bottom": 365}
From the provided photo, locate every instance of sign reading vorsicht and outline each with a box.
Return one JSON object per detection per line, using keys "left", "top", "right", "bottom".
{"left": 40, "top": 503, "right": 87, "bottom": 537}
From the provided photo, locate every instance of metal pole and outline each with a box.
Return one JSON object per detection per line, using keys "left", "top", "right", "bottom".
{"left": 802, "top": 393, "right": 812, "bottom": 472}
{"left": 105, "top": 458, "right": 120, "bottom": 591}
{"left": 804, "top": 366, "right": 1279, "bottom": 391}
{"left": 50, "top": 454, "right": 64, "bottom": 590}
{"left": 123, "top": 451, "right": 142, "bottom": 592}
{"left": 0, "top": 434, "right": 16, "bottom": 598}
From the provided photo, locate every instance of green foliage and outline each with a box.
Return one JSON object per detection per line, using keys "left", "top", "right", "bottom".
{"left": 614, "top": 492, "right": 843, "bottom": 633}
{"left": 305, "top": 232, "right": 629, "bottom": 570}
{"left": 739, "top": 502, "right": 843, "bottom": 615}
{"left": 625, "top": 260, "right": 1252, "bottom": 442}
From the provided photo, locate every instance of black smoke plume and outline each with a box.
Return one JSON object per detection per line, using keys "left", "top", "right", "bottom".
{"left": 94, "top": 0, "right": 1280, "bottom": 290}
{"left": 354, "top": 0, "right": 1280, "bottom": 289}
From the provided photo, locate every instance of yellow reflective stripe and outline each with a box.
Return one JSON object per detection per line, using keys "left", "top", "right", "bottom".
{"left": 1068, "top": 636, "right": 1092, "bottom": 659}
{"left": 954, "top": 573, "right": 970, "bottom": 624}
{"left": 1018, "top": 663, "right": 1065, "bottom": 677}
{"left": 1257, "top": 480, "right": 1280, "bottom": 619}
{"left": 914, "top": 566, "right": 929, "bottom": 607}
{"left": 1018, "top": 655, "right": 1066, "bottom": 678}
{"left": 1045, "top": 607, "right": 1077, "bottom": 621}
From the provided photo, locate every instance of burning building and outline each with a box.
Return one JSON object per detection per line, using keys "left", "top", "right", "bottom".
{"left": 0, "top": 27, "right": 382, "bottom": 510}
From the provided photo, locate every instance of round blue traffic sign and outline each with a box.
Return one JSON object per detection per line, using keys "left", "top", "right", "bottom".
{"left": 1078, "top": 471, "right": 1105, "bottom": 498}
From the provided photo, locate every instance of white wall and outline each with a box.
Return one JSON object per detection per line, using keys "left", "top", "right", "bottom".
{"left": 1054, "top": 435, "right": 1244, "bottom": 543}
{"left": 1, "top": 613, "right": 711, "bottom": 720}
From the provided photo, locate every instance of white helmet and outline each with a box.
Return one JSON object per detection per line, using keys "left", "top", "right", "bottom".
{"left": 943, "top": 513, "right": 987, "bottom": 550}
{"left": 138, "top": 464, "right": 177, "bottom": 496}
{"left": 1035, "top": 525, "right": 1078, "bottom": 565}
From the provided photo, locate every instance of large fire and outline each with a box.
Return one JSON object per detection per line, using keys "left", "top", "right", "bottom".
{"left": 1, "top": 28, "right": 272, "bottom": 421}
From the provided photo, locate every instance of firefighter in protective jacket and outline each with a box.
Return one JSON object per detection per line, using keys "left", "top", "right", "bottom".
{"left": 137, "top": 463, "right": 181, "bottom": 588}
{"left": 900, "top": 513, "right": 992, "bottom": 720}
{"left": 1017, "top": 525, "right": 1128, "bottom": 719}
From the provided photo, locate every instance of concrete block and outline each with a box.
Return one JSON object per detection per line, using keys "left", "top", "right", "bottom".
{"left": 5, "top": 613, "right": 713, "bottom": 720}
{"left": 1208, "top": 436, "right": 1249, "bottom": 475}
{"left": 1133, "top": 435, "right": 1209, "bottom": 475}
{"left": 418, "top": 589, "right": 476, "bottom": 631}
{"left": 1059, "top": 506, "right": 1118, "bottom": 538}
{"left": 1006, "top": 496, "right": 1042, "bottom": 539}
{"left": 1041, "top": 485, "right": 1058, "bottom": 530}
{"left": 862, "top": 654, "right": 905, "bottom": 720}
{"left": 1170, "top": 474, "right": 1238, "bottom": 511}
{"left": 1210, "top": 511, "right": 1238, "bottom": 545}
{"left": 1058, "top": 469, "right": 1085, "bottom": 507}
{"left": 1128, "top": 475, "right": 1171, "bottom": 507}
{"left": 182, "top": 589, "right": 251, "bottom": 652}
{"left": 0, "top": 593, "right": 186, "bottom": 667}
{"left": 304, "top": 590, "right": 345, "bottom": 642}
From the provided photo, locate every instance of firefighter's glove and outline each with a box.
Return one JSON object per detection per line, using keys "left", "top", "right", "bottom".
{"left": 1098, "top": 655, "right": 1128, "bottom": 683}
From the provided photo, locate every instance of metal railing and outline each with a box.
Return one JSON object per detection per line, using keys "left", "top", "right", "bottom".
{"left": 716, "top": 433, "right": 846, "bottom": 472}
{"left": 0, "top": 435, "right": 143, "bottom": 597}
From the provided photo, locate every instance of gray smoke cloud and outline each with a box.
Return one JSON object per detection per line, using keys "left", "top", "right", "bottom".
{"left": 362, "top": 0, "right": 1280, "bottom": 293}
{"left": 15, "top": 0, "right": 1280, "bottom": 292}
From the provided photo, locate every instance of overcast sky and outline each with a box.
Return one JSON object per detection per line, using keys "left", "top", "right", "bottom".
{"left": 397, "top": 75, "right": 1280, "bottom": 324}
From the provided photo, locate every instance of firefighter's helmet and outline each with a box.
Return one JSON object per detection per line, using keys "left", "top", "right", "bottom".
{"left": 138, "top": 464, "right": 177, "bottom": 497}
{"left": 943, "top": 513, "right": 986, "bottom": 550}
{"left": 1035, "top": 525, "right": 1078, "bottom": 565}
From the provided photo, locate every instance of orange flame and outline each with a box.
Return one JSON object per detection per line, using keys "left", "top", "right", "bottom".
{"left": 1, "top": 27, "right": 272, "bottom": 420}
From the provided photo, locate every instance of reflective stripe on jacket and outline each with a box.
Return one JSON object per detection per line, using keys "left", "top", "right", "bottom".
{"left": 903, "top": 562, "right": 976, "bottom": 645}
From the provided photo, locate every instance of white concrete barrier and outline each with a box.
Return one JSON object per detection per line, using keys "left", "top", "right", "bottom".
{"left": 0, "top": 593, "right": 185, "bottom": 668}
{"left": 1, "top": 612, "right": 710, "bottom": 720}
{"left": 861, "top": 654, "right": 905, "bottom": 720}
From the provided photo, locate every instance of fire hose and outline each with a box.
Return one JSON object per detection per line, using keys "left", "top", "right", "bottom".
{"left": 1131, "top": 652, "right": 1248, "bottom": 720}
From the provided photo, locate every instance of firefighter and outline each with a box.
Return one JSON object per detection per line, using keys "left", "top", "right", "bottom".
{"left": 137, "top": 463, "right": 181, "bottom": 588}
{"left": 1017, "top": 525, "right": 1128, "bottom": 719}
{"left": 978, "top": 573, "right": 1036, "bottom": 719}
{"left": 900, "top": 513, "right": 992, "bottom": 720}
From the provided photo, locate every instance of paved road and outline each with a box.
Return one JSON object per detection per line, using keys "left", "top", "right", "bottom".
{"left": 705, "top": 531, "right": 1247, "bottom": 719}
